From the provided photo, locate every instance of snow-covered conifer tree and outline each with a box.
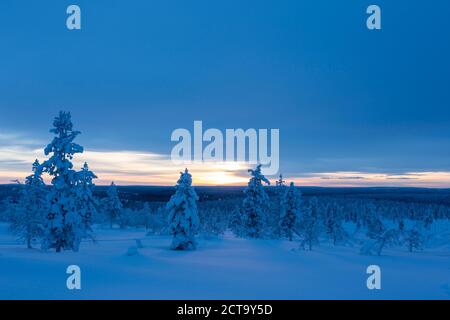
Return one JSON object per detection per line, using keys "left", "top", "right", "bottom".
{"left": 199, "top": 207, "right": 226, "bottom": 237}
{"left": 241, "top": 164, "right": 270, "bottom": 238}
{"left": 279, "top": 182, "right": 301, "bottom": 241}
{"left": 422, "top": 206, "right": 434, "bottom": 229}
{"left": 9, "top": 160, "right": 47, "bottom": 248}
{"left": 274, "top": 174, "right": 287, "bottom": 236}
{"left": 41, "top": 111, "right": 88, "bottom": 252}
{"left": 391, "top": 206, "right": 405, "bottom": 231}
{"left": 405, "top": 225, "right": 423, "bottom": 252}
{"left": 142, "top": 202, "right": 152, "bottom": 230}
{"left": 229, "top": 206, "right": 243, "bottom": 237}
{"left": 300, "top": 197, "right": 320, "bottom": 250}
{"left": 166, "top": 169, "right": 199, "bottom": 250}
{"left": 366, "top": 205, "right": 385, "bottom": 239}
{"left": 75, "top": 162, "right": 98, "bottom": 237}
{"left": 360, "top": 228, "right": 400, "bottom": 256}
{"left": 148, "top": 206, "right": 167, "bottom": 235}
{"left": 324, "top": 204, "right": 348, "bottom": 245}
{"left": 103, "top": 182, "right": 123, "bottom": 228}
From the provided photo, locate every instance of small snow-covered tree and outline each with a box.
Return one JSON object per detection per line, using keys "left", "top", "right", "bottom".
{"left": 279, "top": 182, "right": 301, "bottom": 241}
{"left": 103, "top": 182, "right": 123, "bottom": 228}
{"left": 199, "top": 207, "right": 225, "bottom": 238}
{"left": 143, "top": 205, "right": 167, "bottom": 235}
{"left": 9, "top": 160, "right": 47, "bottom": 248}
{"left": 404, "top": 225, "right": 423, "bottom": 252}
{"left": 142, "top": 202, "right": 152, "bottom": 230}
{"left": 146, "top": 206, "right": 168, "bottom": 235}
{"left": 421, "top": 206, "right": 434, "bottom": 229}
{"left": 41, "top": 111, "right": 88, "bottom": 252}
{"left": 299, "top": 197, "right": 320, "bottom": 250}
{"left": 360, "top": 228, "right": 400, "bottom": 256}
{"left": 75, "top": 162, "right": 98, "bottom": 237}
{"left": 275, "top": 174, "right": 286, "bottom": 188}
{"left": 119, "top": 207, "right": 134, "bottom": 228}
{"left": 166, "top": 169, "right": 199, "bottom": 250}
{"left": 391, "top": 206, "right": 405, "bottom": 231}
{"left": 229, "top": 206, "right": 243, "bottom": 237}
{"left": 241, "top": 164, "right": 270, "bottom": 238}
{"left": 366, "top": 207, "right": 385, "bottom": 239}
{"left": 324, "top": 204, "right": 348, "bottom": 245}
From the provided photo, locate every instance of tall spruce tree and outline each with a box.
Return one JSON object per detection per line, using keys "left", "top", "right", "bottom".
{"left": 279, "top": 182, "right": 301, "bottom": 241}
{"left": 241, "top": 164, "right": 270, "bottom": 238}
{"left": 41, "top": 111, "right": 90, "bottom": 252}
{"left": 166, "top": 169, "right": 199, "bottom": 250}
{"left": 75, "top": 162, "right": 98, "bottom": 236}
{"left": 274, "top": 174, "right": 287, "bottom": 236}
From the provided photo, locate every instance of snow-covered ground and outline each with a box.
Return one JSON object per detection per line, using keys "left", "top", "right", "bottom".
{"left": 0, "top": 223, "right": 449, "bottom": 300}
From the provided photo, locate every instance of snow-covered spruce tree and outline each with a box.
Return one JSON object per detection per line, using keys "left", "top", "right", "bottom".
{"left": 199, "top": 207, "right": 226, "bottom": 238}
{"left": 142, "top": 202, "right": 152, "bottom": 230}
{"left": 421, "top": 206, "right": 434, "bottom": 229}
{"left": 366, "top": 205, "right": 385, "bottom": 240}
{"left": 166, "top": 169, "right": 199, "bottom": 250}
{"left": 324, "top": 203, "right": 348, "bottom": 245}
{"left": 74, "top": 162, "right": 98, "bottom": 237}
{"left": 360, "top": 228, "right": 400, "bottom": 256}
{"left": 143, "top": 204, "right": 166, "bottom": 234}
{"left": 274, "top": 174, "right": 287, "bottom": 236}
{"left": 103, "top": 182, "right": 123, "bottom": 228}
{"left": 41, "top": 111, "right": 90, "bottom": 252}
{"left": 119, "top": 207, "right": 133, "bottom": 228}
{"left": 229, "top": 206, "right": 243, "bottom": 237}
{"left": 279, "top": 182, "right": 301, "bottom": 241}
{"left": 300, "top": 197, "right": 320, "bottom": 250}
{"left": 328, "top": 218, "right": 348, "bottom": 245}
{"left": 391, "top": 206, "right": 405, "bottom": 231}
{"left": 404, "top": 225, "right": 423, "bottom": 252}
{"left": 241, "top": 164, "right": 270, "bottom": 238}
{"left": 149, "top": 206, "right": 168, "bottom": 235}
{"left": 360, "top": 204, "right": 403, "bottom": 255}
{"left": 9, "top": 160, "right": 47, "bottom": 248}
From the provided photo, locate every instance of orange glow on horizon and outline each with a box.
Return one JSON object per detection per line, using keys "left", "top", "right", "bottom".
{"left": 1, "top": 135, "right": 450, "bottom": 187}
{"left": 2, "top": 168, "right": 450, "bottom": 188}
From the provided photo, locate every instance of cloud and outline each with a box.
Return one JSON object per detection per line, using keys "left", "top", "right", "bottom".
{"left": 0, "top": 132, "right": 44, "bottom": 147}
{"left": 290, "top": 171, "right": 450, "bottom": 188}
{"left": 0, "top": 131, "right": 251, "bottom": 185}
{"left": 1, "top": 131, "right": 450, "bottom": 187}
{"left": 79, "top": 150, "right": 251, "bottom": 185}
{"left": 320, "top": 175, "right": 365, "bottom": 180}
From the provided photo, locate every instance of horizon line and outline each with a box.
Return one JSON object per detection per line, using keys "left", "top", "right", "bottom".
{"left": 1, "top": 183, "right": 450, "bottom": 190}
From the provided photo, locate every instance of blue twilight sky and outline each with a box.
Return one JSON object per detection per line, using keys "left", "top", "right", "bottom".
{"left": 0, "top": 0, "right": 450, "bottom": 186}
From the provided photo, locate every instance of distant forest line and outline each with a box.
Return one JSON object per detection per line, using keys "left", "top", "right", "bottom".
{"left": 2, "top": 184, "right": 450, "bottom": 205}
